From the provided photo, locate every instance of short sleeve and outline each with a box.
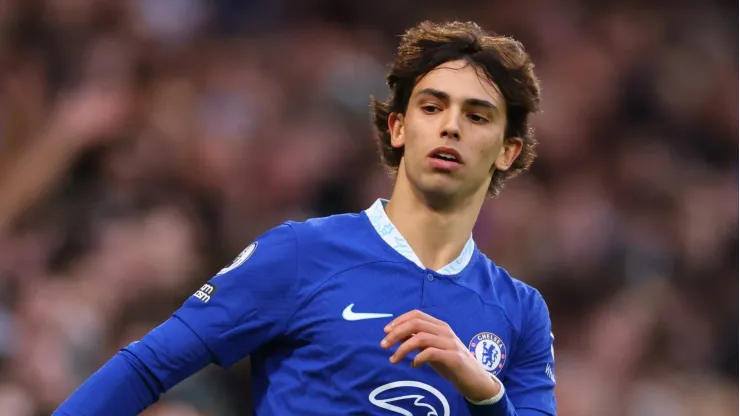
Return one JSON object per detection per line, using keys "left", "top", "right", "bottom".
{"left": 502, "top": 290, "right": 557, "bottom": 415}
{"left": 174, "top": 223, "right": 300, "bottom": 368}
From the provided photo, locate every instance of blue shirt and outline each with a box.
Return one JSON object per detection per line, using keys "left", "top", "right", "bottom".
{"left": 54, "top": 199, "right": 556, "bottom": 416}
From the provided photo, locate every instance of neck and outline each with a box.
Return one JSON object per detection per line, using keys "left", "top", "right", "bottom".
{"left": 385, "top": 172, "right": 486, "bottom": 271}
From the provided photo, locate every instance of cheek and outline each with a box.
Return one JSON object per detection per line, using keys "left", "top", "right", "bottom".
{"left": 474, "top": 141, "right": 501, "bottom": 169}
{"left": 402, "top": 121, "right": 429, "bottom": 154}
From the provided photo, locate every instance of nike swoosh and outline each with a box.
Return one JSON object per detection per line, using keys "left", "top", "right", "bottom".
{"left": 342, "top": 304, "right": 393, "bottom": 321}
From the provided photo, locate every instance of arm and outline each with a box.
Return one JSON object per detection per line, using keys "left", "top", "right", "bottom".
{"left": 0, "top": 128, "right": 87, "bottom": 232}
{"left": 466, "top": 291, "right": 557, "bottom": 416}
{"left": 53, "top": 317, "right": 210, "bottom": 416}
{"left": 54, "top": 223, "right": 301, "bottom": 415}
{"left": 0, "top": 85, "right": 129, "bottom": 232}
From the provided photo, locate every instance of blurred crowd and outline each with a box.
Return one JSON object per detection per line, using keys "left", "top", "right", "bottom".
{"left": 0, "top": 0, "right": 737, "bottom": 415}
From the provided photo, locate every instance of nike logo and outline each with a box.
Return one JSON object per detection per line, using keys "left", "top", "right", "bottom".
{"left": 342, "top": 304, "right": 393, "bottom": 321}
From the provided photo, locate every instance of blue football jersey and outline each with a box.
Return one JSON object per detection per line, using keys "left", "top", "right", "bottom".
{"left": 174, "top": 199, "right": 556, "bottom": 415}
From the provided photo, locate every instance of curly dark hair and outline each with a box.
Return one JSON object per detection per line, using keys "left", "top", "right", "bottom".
{"left": 371, "top": 21, "right": 542, "bottom": 196}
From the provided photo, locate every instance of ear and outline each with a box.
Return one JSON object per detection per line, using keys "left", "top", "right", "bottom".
{"left": 388, "top": 113, "right": 405, "bottom": 149}
{"left": 494, "top": 137, "right": 523, "bottom": 171}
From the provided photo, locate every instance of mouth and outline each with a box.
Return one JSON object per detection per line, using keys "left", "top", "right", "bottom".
{"left": 428, "top": 147, "right": 463, "bottom": 164}
{"left": 428, "top": 147, "right": 463, "bottom": 171}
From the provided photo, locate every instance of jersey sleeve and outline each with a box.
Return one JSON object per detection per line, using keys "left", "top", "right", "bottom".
{"left": 173, "top": 223, "right": 301, "bottom": 368}
{"left": 501, "top": 290, "right": 557, "bottom": 415}
{"left": 54, "top": 317, "right": 211, "bottom": 416}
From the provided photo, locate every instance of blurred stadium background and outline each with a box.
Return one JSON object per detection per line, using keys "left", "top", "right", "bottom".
{"left": 0, "top": 0, "right": 737, "bottom": 415}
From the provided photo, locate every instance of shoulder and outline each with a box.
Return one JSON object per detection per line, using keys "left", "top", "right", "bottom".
{"left": 496, "top": 263, "right": 547, "bottom": 313}
{"left": 247, "top": 211, "right": 367, "bottom": 254}
{"left": 225, "top": 210, "right": 381, "bottom": 279}
{"left": 471, "top": 253, "right": 550, "bottom": 331}
{"left": 285, "top": 212, "right": 372, "bottom": 258}
{"left": 286, "top": 211, "right": 368, "bottom": 242}
{"left": 279, "top": 211, "right": 384, "bottom": 278}
{"left": 207, "top": 212, "right": 371, "bottom": 297}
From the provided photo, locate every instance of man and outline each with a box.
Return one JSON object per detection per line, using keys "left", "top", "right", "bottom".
{"left": 55, "top": 21, "right": 555, "bottom": 415}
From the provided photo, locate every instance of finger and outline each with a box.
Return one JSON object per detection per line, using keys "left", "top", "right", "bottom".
{"left": 411, "top": 347, "right": 449, "bottom": 369}
{"left": 381, "top": 318, "right": 445, "bottom": 349}
{"left": 384, "top": 310, "right": 418, "bottom": 332}
{"left": 385, "top": 310, "right": 446, "bottom": 333}
{"left": 386, "top": 310, "right": 446, "bottom": 331}
{"left": 390, "top": 333, "right": 455, "bottom": 364}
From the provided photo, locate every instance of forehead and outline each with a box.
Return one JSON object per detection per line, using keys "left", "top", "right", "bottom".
{"left": 413, "top": 60, "right": 506, "bottom": 110}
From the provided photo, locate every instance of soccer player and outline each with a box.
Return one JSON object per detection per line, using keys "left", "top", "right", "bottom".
{"left": 54, "top": 21, "right": 555, "bottom": 415}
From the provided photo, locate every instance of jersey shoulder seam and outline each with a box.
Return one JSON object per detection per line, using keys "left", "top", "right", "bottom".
{"left": 281, "top": 222, "right": 408, "bottom": 334}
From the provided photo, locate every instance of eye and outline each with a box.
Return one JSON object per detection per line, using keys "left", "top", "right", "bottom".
{"left": 468, "top": 113, "right": 489, "bottom": 124}
{"left": 421, "top": 105, "right": 440, "bottom": 114}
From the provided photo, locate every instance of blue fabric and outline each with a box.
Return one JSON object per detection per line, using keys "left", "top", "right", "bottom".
{"left": 55, "top": 201, "right": 556, "bottom": 415}
{"left": 53, "top": 316, "right": 210, "bottom": 415}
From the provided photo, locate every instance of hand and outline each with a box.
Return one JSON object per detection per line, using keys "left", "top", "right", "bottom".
{"left": 50, "top": 83, "right": 131, "bottom": 146}
{"left": 380, "top": 310, "right": 501, "bottom": 402}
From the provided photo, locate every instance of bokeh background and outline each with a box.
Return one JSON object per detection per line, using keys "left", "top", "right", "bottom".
{"left": 0, "top": 0, "right": 737, "bottom": 415}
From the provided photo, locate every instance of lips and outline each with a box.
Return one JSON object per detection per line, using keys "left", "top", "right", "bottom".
{"left": 429, "top": 147, "right": 463, "bottom": 163}
{"left": 428, "top": 146, "right": 463, "bottom": 170}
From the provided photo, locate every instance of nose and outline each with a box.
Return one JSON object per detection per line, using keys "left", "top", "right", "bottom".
{"left": 440, "top": 111, "right": 461, "bottom": 140}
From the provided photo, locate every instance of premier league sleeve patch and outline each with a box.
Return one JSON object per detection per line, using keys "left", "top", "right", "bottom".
{"left": 468, "top": 332, "right": 507, "bottom": 376}
{"left": 217, "top": 242, "right": 258, "bottom": 276}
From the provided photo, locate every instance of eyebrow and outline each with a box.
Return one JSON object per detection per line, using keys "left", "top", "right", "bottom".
{"left": 415, "top": 88, "right": 499, "bottom": 114}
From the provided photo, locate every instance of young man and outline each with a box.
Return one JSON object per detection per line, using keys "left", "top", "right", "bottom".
{"left": 55, "top": 21, "right": 555, "bottom": 415}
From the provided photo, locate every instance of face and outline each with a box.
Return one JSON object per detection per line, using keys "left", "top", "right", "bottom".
{"left": 389, "top": 60, "right": 522, "bottom": 203}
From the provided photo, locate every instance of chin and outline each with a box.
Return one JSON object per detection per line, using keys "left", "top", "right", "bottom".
{"left": 417, "top": 173, "right": 488, "bottom": 204}
{"left": 416, "top": 179, "right": 463, "bottom": 200}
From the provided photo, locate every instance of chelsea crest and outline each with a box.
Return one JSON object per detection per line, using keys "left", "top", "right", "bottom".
{"left": 468, "top": 332, "right": 507, "bottom": 376}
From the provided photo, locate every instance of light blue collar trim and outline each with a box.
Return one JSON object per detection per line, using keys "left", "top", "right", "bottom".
{"left": 364, "top": 199, "right": 475, "bottom": 275}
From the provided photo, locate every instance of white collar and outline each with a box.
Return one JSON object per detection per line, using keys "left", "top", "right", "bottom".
{"left": 364, "top": 199, "right": 475, "bottom": 275}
